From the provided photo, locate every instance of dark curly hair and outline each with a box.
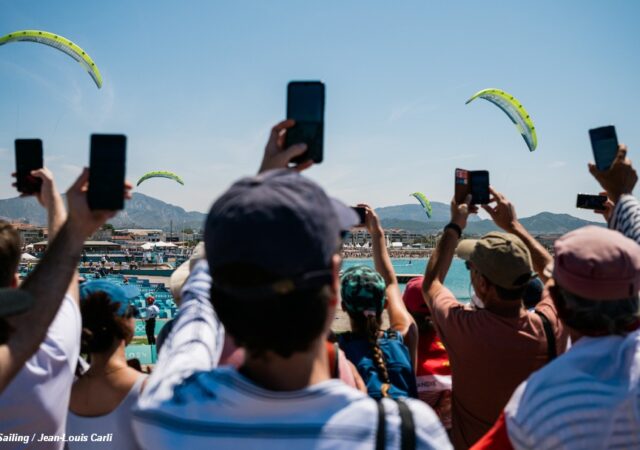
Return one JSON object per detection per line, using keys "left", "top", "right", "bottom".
{"left": 80, "top": 292, "right": 134, "bottom": 354}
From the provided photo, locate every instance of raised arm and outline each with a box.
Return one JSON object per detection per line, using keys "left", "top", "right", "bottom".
{"left": 481, "top": 187, "right": 552, "bottom": 282}
{"left": 361, "top": 204, "right": 418, "bottom": 369}
{"left": 0, "top": 168, "right": 128, "bottom": 393}
{"left": 422, "top": 195, "right": 475, "bottom": 300}
{"left": 589, "top": 145, "right": 639, "bottom": 244}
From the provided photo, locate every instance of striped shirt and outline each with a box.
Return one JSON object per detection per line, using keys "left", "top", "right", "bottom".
{"left": 609, "top": 194, "right": 640, "bottom": 245}
{"left": 133, "top": 261, "right": 451, "bottom": 449}
{"left": 504, "top": 329, "right": 640, "bottom": 450}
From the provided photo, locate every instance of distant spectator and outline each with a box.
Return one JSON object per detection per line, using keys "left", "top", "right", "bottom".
{"left": 67, "top": 280, "right": 147, "bottom": 450}
{"left": 473, "top": 226, "right": 640, "bottom": 449}
{"left": 422, "top": 189, "right": 567, "bottom": 449}
{"left": 403, "top": 276, "right": 452, "bottom": 430}
{"left": 133, "top": 121, "right": 450, "bottom": 449}
{"left": 144, "top": 295, "right": 159, "bottom": 346}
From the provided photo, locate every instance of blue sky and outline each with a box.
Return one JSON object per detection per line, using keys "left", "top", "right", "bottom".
{"left": 1, "top": 0, "right": 638, "bottom": 221}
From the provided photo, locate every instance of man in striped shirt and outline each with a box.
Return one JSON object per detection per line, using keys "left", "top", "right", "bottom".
{"left": 133, "top": 121, "right": 451, "bottom": 449}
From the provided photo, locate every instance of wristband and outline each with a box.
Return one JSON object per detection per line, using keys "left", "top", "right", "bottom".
{"left": 444, "top": 223, "right": 462, "bottom": 238}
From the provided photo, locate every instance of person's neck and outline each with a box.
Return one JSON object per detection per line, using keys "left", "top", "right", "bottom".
{"left": 87, "top": 340, "right": 129, "bottom": 375}
{"left": 485, "top": 298, "right": 526, "bottom": 318}
{"left": 240, "top": 337, "right": 330, "bottom": 391}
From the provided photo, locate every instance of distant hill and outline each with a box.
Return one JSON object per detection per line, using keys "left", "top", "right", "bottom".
{"left": 0, "top": 193, "right": 206, "bottom": 231}
{"left": 378, "top": 210, "right": 603, "bottom": 236}
{"left": 0, "top": 194, "right": 601, "bottom": 235}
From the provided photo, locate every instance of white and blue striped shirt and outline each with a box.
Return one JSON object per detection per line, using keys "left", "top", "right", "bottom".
{"left": 504, "top": 329, "right": 640, "bottom": 450}
{"left": 610, "top": 194, "right": 640, "bottom": 245}
{"left": 133, "top": 261, "right": 451, "bottom": 449}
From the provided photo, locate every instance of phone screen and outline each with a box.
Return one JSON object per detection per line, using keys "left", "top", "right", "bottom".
{"left": 15, "top": 139, "right": 44, "bottom": 194}
{"left": 88, "top": 134, "right": 126, "bottom": 210}
{"left": 285, "top": 81, "right": 325, "bottom": 164}
{"left": 589, "top": 126, "right": 618, "bottom": 171}
{"left": 576, "top": 194, "right": 607, "bottom": 210}
{"left": 470, "top": 171, "right": 490, "bottom": 205}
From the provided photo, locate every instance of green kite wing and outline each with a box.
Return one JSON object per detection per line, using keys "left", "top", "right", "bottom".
{"left": 410, "top": 192, "right": 432, "bottom": 218}
{"left": 465, "top": 88, "right": 537, "bottom": 152}
{"left": 0, "top": 30, "right": 103, "bottom": 88}
{"left": 136, "top": 171, "right": 185, "bottom": 187}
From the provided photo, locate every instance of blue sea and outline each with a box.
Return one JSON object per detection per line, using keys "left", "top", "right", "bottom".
{"left": 342, "top": 257, "right": 470, "bottom": 301}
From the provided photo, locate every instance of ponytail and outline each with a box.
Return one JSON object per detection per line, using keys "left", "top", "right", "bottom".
{"left": 365, "top": 314, "right": 391, "bottom": 397}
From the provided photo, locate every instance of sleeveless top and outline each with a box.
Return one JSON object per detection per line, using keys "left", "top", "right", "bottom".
{"left": 338, "top": 329, "right": 418, "bottom": 399}
{"left": 66, "top": 375, "right": 146, "bottom": 449}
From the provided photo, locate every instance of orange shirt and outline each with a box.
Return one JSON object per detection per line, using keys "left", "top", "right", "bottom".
{"left": 426, "top": 286, "right": 565, "bottom": 449}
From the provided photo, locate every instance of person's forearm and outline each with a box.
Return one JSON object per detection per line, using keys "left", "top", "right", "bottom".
{"left": 423, "top": 228, "right": 458, "bottom": 291}
{"left": 511, "top": 222, "right": 552, "bottom": 281}
{"left": 609, "top": 194, "right": 640, "bottom": 245}
{"left": 371, "top": 227, "right": 397, "bottom": 286}
{"left": 47, "top": 195, "right": 67, "bottom": 241}
{"left": 11, "top": 221, "right": 85, "bottom": 362}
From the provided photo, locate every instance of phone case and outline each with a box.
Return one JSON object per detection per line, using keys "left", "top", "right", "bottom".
{"left": 455, "top": 168, "right": 469, "bottom": 204}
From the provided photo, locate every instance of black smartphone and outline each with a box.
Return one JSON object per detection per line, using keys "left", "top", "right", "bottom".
{"left": 88, "top": 134, "right": 126, "bottom": 210}
{"left": 576, "top": 194, "right": 607, "bottom": 210}
{"left": 469, "top": 170, "right": 490, "bottom": 205}
{"left": 15, "top": 139, "right": 43, "bottom": 194}
{"left": 352, "top": 207, "right": 367, "bottom": 227}
{"left": 589, "top": 126, "right": 618, "bottom": 171}
{"left": 285, "top": 81, "right": 325, "bottom": 164}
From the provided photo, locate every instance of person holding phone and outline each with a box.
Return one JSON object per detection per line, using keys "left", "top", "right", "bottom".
{"left": 0, "top": 166, "right": 132, "bottom": 449}
{"left": 589, "top": 144, "right": 639, "bottom": 244}
{"left": 421, "top": 190, "right": 567, "bottom": 449}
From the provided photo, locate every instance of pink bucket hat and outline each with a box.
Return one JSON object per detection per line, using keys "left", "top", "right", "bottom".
{"left": 551, "top": 226, "right": 640, "bottom": 300}
{"left": 402, "top": 276, "right": 430, "bottom": 315}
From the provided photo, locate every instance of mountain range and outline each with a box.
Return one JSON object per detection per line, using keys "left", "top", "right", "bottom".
{"left": 0, "top": 195, "right": 602, "bottom": 235}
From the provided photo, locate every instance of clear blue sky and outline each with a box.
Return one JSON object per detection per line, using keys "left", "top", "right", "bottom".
{"left": 1, "top": 0, "right": 638, "bottom": 221}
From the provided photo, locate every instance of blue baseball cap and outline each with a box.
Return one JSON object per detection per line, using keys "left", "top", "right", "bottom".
{"left": 79, "top": 280, "right": 132, "bottom": 316}
{"left": 205, "top": 169, "right": 358, "bottom": 298}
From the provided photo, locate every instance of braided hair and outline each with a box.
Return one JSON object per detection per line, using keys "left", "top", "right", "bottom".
{"left": 364, "top": 313, "right": 391, "bottom": 397}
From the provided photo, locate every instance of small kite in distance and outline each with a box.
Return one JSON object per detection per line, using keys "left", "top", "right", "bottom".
{"left": 137, "top": 171, "right": 184, "bottom": 187}
{"left": 410, "top": 192, "right": 432, "bottom": 218}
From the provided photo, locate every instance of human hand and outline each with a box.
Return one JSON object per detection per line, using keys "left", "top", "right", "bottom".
{"left": 65, "top": 168, "right": 132, "bottom": 238}
{"left": 450, "top": 194, "right": 477, "bottom": 229}
{"left": 593, "top": 191, "right": 615, "bottom": 222}
{"left": 589, "top": 145, "right": 637, "bottom": 203}
{"left": 258, "top": 120, "right": 312, "bottom": 174}
{"left": 29, "top": 168, "right": 62, "bottom": 210}
{"left": 359, "top": 204, "right": 383, "bottom": 237}
{"left": 481, "top": 187, "right": 520, "bottom": 233}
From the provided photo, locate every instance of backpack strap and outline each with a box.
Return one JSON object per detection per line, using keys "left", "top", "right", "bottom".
{"left": 326, "top": 341, "right": 340, "bottom": 379}
{"left": 395, "top": 399, "right": 416, "bottom": 450}
{"left": 535, "top": 310, "right": 557, "bottom": 361}
{"left": 375, "top": 400, "right": 386, "bottom": 450}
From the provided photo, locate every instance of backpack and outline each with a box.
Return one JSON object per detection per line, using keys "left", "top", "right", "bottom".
{"left": 338, "top": 329, "right": 418, "bottom": 400}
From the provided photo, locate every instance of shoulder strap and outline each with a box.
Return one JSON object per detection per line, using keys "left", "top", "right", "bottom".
{"left": 376, "top": 400, "right": 386, "bottom": 450}
{"left": 535, "top": 310, "right": 557, "bottom": 361}
{"left": 326, "top": 341, "right": 339, "bottom": 379}
{"left": 395, "top": 399, "right": 416, "bottom": 450}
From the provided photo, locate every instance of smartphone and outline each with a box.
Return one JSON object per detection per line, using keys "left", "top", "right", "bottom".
{"left": 589, "top": 126, "right": 618, "bottom": 171}
{"left": 455, "top": 168, "right": 490, "bottom": 204}
{"left": 285, "top": 81, "right": 325, "bottom": 164}
{"left": 352, "top": 207, "right": 366, "bottom": 227}
{"left": 470, "top": 170, "right": 490, "bottom": 205}
{"left": 88, "top": 134, "right": 126, "bottom": 210}
{"left": 576, "top": 194, "right": 607, "bottom": 210}
{"left": 15, "top": 139, "right": 43, "bottom": 194}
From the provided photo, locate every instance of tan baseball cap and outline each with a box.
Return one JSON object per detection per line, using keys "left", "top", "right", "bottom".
{"left": 456, "top": 232, "right": 533, "bottom": 289}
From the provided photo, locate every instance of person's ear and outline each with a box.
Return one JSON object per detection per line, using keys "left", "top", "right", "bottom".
{"left": 329, "top": 254, "right": 341, "bottom": 307}
{"left": 11, "top": 273, "right": 19, "bottom": 288}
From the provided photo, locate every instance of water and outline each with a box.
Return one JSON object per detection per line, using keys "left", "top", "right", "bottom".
{"left": 342, "top": 257, "right": 470, "bottom": 301}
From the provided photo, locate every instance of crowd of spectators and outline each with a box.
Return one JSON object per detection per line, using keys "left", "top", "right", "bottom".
{"left": 0, "top": 120, "right": 638, "bottom": 449}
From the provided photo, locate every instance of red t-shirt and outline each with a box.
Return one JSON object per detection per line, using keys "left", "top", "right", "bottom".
{"left": 416, "top": 328, "right": 452, "bottom": 429}
{"left": 426, "top": 286, "right": 565, "bottom": 449}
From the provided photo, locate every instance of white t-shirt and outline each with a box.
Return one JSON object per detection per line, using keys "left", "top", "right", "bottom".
{"left": 133, "top": 262, "right": 451, "bottom": 449}
{"left": 145, "top": 305, "right": 159, "bottom": 320}
{"left": 0, "top": 294, "right": 81, "bottom": 450}
{"left": 505, "top": 328, "right": 640, "bottom": 449}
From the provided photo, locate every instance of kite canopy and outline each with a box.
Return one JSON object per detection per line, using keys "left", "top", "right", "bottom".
{"left": 465, "top": 88, "right": 537, "bottom": 152}
{"left": 136, "top": 171, "right": 184, "bottom": 187}
{"left": 0, "top": 30, "right": 103, "bottom": 88}
{"left": 410, "top": 192, "right": 432, "bottom": 218}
